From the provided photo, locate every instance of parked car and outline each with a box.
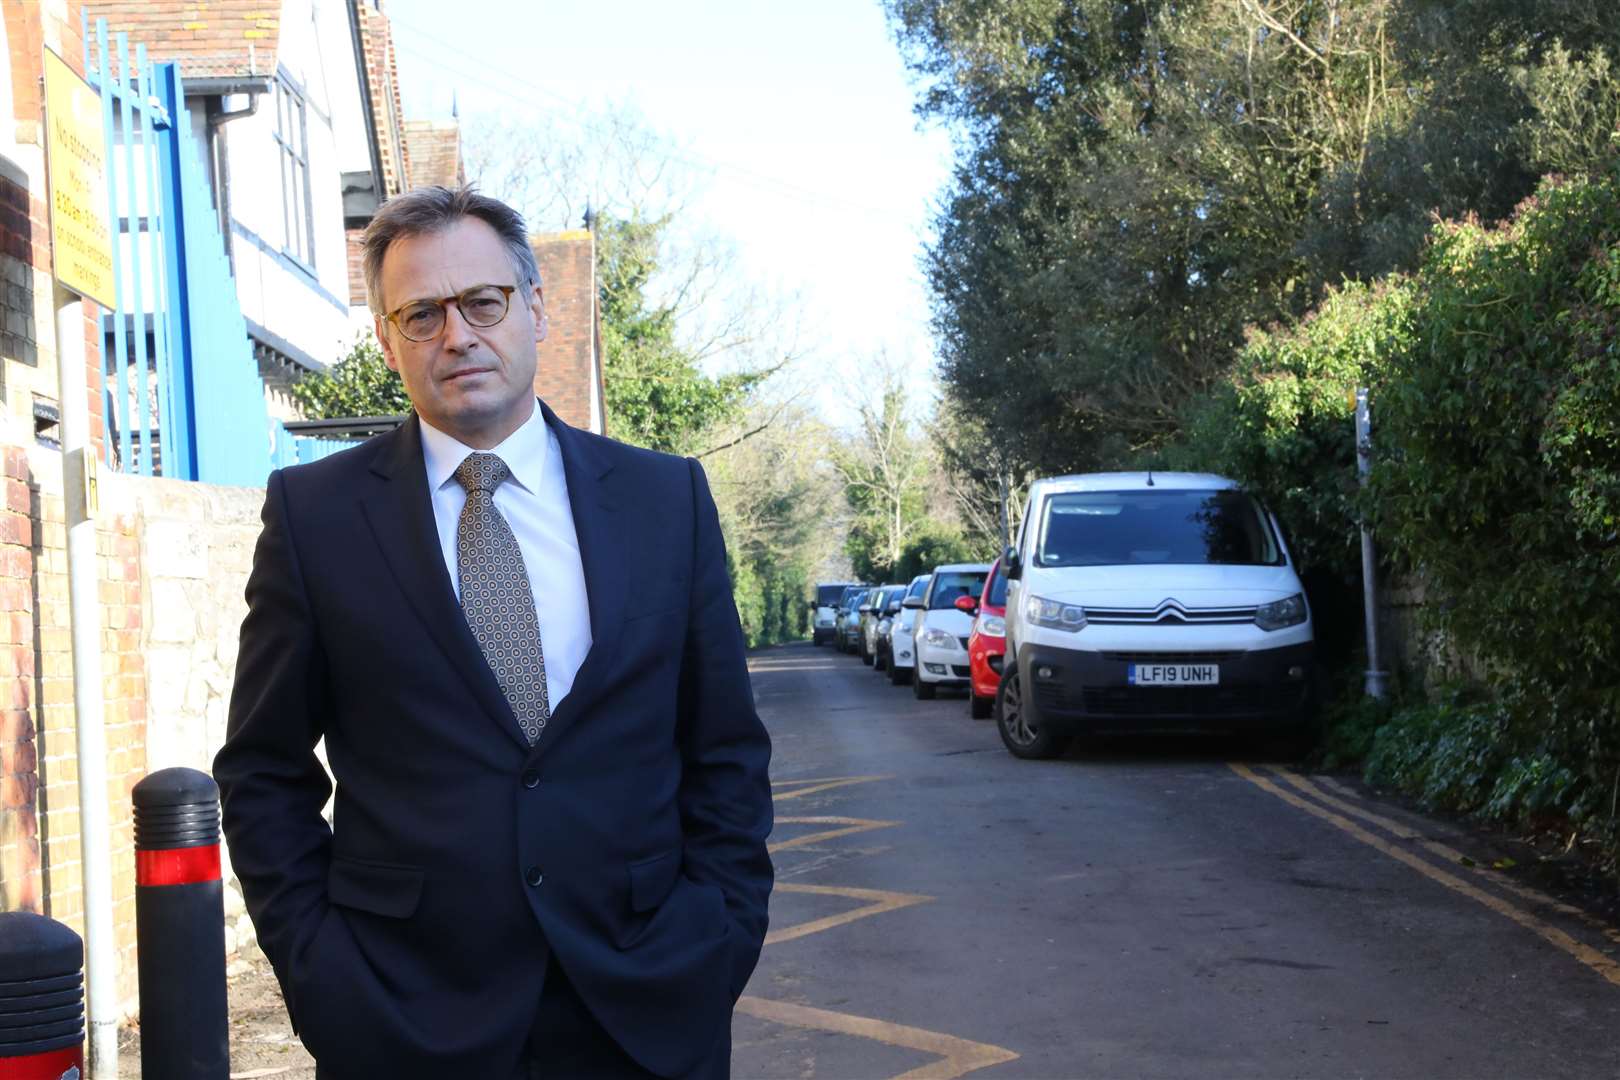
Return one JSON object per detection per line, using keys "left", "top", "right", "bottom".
{"left": 910, "top": 562, "right": 993, "bottom": 700}
{"left": 966, "top": 557, "right": 1008, "bottom": 719}
{"left": 998, "top": 472, "right": 1316, "bottom": 759}
{"left": 863, "top": 585, "right": 907, "bottom": 668}
{"left": 835, "top": 585, "right": 869, "bottom": 653}
{"left": 855, "top": 585, "right": 888, "bottom": 664}
{"left": 887, "top": 574, "right": 930, "bottom": 685}
{"left": 810, "top": 582, "right": 859, "bottom": 646}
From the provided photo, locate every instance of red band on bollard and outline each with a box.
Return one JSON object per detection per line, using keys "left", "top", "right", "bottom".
{"left": 136, "top": 844, "right": 221, "bottom": 887}
{"left": 0, "top": 1046, "right": 84, "bottom": 1080}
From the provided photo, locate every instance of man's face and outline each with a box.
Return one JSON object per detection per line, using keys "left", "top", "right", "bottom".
{"left": 374, "top": 216, "right": 546, "bottom": 449}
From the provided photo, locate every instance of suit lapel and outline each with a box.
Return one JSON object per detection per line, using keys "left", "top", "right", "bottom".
{"left": 534, "top": 402, "right": 628, "bottom": 754}
{"left": 358, "top": 415, "right": 530, "bottom": 752}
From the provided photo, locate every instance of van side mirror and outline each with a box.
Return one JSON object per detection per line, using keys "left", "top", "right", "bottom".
{"left": 1004, "top": 546, "right": 1022, "bottom": 580}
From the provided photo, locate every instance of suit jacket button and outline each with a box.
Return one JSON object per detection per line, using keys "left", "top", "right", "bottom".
{"left": 525, "top": 866, "right": 543, "bottom": 887}
{"left": 522, "top": 770, "right": 540, "bottom": 789}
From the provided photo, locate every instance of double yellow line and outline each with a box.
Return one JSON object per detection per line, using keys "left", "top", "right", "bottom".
{"left": 1230, "top": 763, "right": 1620, "bottom": 988}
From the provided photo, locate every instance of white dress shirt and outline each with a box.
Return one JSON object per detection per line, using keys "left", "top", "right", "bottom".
{"left": 418, "top": 403, "right": 593, "bottom": 709}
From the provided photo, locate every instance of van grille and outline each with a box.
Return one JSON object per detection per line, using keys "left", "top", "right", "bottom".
{"left": 1084, "top": 603, "right": 1257, "bottom": 626}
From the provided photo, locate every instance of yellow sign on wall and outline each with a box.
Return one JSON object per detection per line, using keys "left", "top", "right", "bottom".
{"left": 43, "top": 48, "right": 115, "bottom": 308}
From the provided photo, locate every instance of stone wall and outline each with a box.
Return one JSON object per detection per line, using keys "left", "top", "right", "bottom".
{"left": 0, "top": 417, "right": 267, "bottom": 1014}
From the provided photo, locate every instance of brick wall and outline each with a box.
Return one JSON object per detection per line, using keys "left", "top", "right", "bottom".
{"left": 0, "top": 443, "right": 36, "bottom": 915}
{"left": 357, "top": 3, "right": 409, "bottom": 200}
{"left": 5, "top": 440, "right": 146, "bottom": 1011}
{"left": 5, "top": 1, "right": 90, "bottom": 145}
{"left": 532, "top": 230, "right": 602, "bottom": 434}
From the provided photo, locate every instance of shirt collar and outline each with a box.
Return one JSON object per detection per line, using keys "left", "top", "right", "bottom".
{"left": 419, "top": 400, "right": 549, "bottom": 496}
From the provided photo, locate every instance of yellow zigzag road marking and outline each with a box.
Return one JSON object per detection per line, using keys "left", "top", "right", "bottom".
{"left": 766, "top": 883, "right": 932, "bottom": 946}
{"left": 772, "top": 775, "right": 893, "bottom": 801}
{"left": 1230, "top": 763, "right": 1620, "bottom": 989}
{"left": 735, "top": 996, "right": 1019, "bottom": 1080}
{"left": 770, "top": 815, "right": 899, "bottom": 853}
{"left": 1266, "top": 766, "right": 1620, "bottom": 952}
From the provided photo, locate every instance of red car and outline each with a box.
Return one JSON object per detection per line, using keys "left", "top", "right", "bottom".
{"left": 966, "top": 556, "right": 1008, "bottom": 719}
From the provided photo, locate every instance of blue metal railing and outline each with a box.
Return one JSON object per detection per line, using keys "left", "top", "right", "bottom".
{"left": 84, "top": 18, "right": 352, "bottom": 480}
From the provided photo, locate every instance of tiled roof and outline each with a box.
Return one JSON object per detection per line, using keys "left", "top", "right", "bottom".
{"left": 403, "top": 120, "right": 463, "bottom": 189}
{"left": 83, "top": 0, "right": 281, "bottom": 80}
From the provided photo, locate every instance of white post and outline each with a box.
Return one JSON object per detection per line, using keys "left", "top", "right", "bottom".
{"left": 1356, "top": 387, "right": 1389, "bottom": 700}
{"left": 55, "top": 284, "right": 119, "bottom": 1077}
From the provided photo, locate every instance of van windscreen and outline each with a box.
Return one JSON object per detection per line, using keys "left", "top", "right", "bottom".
{"left": 1036, "top": 490, "right": 1282, "bottom": 567}
{"left": 816, "top": 585, "right": 848, "bottom": 606}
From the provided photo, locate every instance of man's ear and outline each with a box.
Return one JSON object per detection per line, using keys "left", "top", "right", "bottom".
{"left": 374, "top": 317, "right": 401, "bottom": 372}
{"left": 530, "top": 285, "right": 547, "bottom": 344}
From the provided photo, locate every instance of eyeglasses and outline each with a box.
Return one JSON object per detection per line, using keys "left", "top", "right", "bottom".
{"left": 383, "top": 284, "right": 519, "bottom": 342}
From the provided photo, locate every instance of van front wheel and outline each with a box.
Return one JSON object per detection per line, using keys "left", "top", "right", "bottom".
{"left": 996, "top": 667, "right": 1067, "bottom": 759}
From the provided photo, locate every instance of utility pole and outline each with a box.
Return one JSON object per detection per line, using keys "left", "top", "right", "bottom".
{"left": 1356, "top": 387, "right": 1389, "bottom": 699}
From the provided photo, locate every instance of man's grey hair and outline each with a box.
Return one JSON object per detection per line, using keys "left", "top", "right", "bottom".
{"left": 362, "top": 185, "right": 541, "bottom": 315}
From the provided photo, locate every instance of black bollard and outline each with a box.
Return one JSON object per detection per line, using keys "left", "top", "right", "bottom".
{"left": 132, "top": 767, "right": 229, "bottom": 1080}
{"left": 0, "top": 909, "right": 84, "bottom": 1080}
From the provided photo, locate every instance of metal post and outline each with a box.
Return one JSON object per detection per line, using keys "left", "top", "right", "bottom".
{"left": 997, "top": 469, "right": 1010, "bottom": 558}
{"left": 55, "top": 285, "right": 119, "bottom": 1077}
{"left": 1356, "top": 387, "right": 1389, "bottom": 699}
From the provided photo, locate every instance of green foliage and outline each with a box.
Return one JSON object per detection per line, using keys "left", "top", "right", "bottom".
{"left": 831, "top": 382, "right": 934, "bottom": 581}
{"left": 704, "top": 405, "right": 834, "bottom": 648}
{"left": 1371, "top": 169, "right": 1620, "bottom": 724}
{"left": 289, "top": 334, "right": 411, "bottom": 419}
{"left": 1365, "top": 693, "right": 1511, "bottom": 815}
{"left": 597, "top": 215, "right": 763, "bottom": 455}
{"left": 890, "top": 0, "right": 1620, "bottom": 476}
{"left": 894, "top": 523, "right": 979, "bottom": 583}
{"left": 1162, "top": 168, "right": 1620, "bottom": 864}
{"left": 1167, "top": 280, "right": 1415, "bottom": 577}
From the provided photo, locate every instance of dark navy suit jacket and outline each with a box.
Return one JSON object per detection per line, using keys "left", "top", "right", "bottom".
{"left": 214, "top": 404, "right": 774, "bottom": 1078}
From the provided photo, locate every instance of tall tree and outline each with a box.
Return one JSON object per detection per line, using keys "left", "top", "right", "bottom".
{"left": 887, "top": 0, "right": 1620, "bottom": 476}
{"left": 465, "top": 107, "right": 799, "bottom": 457}
{"left": 830, "top": 378, "right": 935, "bottom": 580}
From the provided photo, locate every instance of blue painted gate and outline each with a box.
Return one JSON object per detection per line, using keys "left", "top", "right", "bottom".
{"left": 84, "top": 18, "right": 347, "bottom": 483}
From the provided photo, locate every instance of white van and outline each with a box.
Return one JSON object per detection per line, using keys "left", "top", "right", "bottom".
{"left": 999, "top": 473, "right": 1315, "bottom": 758}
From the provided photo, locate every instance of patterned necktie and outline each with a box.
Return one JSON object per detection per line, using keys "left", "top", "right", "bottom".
{"left": 454, "top": 452, "right": 550, "bottom": 744}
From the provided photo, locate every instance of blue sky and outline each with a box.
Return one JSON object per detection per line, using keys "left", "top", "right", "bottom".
{"left": 382, "top": 0, "right": 954, "bottom": 422}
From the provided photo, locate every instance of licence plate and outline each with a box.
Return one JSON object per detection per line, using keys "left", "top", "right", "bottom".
{"left": 1128, "top": 663, "right": 1219, "bottom": 686}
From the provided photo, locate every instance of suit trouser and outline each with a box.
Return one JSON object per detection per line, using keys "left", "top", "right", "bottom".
{"left": 523, "top": 955, "right": 732, "bottom": 1080}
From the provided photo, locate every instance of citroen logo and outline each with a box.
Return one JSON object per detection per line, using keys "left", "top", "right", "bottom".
{"left": 1153, "top": 599, "right": 1189, "bottom": 624}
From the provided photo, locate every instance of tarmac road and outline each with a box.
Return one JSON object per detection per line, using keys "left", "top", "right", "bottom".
{"left": 733, "top": 640, "right": 1620, "bottom": 1079}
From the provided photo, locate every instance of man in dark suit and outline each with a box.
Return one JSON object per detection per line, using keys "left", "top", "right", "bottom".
{"left": 214, "top": 186, "right": 773, "bottom": 1079}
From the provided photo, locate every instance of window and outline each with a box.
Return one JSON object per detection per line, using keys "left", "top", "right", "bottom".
{"left": 1036, "top": 490, "right": 1283, "bottom": 568}
{"left": 927, "top": 571, "right": 988, "bottom": 610}
{"left": 273, "top": 76, "right": 315, "bottom": 268}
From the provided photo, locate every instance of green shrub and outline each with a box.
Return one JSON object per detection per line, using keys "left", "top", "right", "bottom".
{"left": 1170, "top": 280, "right": 1414, "bottom": 580}
{"left": 1370, "top": 168, "right": 1620, "bottom": 821}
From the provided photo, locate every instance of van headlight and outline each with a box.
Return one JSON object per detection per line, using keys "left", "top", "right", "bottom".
{"left": 1255, "top": 593, "right": 1307, "bottom": 631}
{"left": 1025, "top": 595, "right": 1086, "bottom": 632}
